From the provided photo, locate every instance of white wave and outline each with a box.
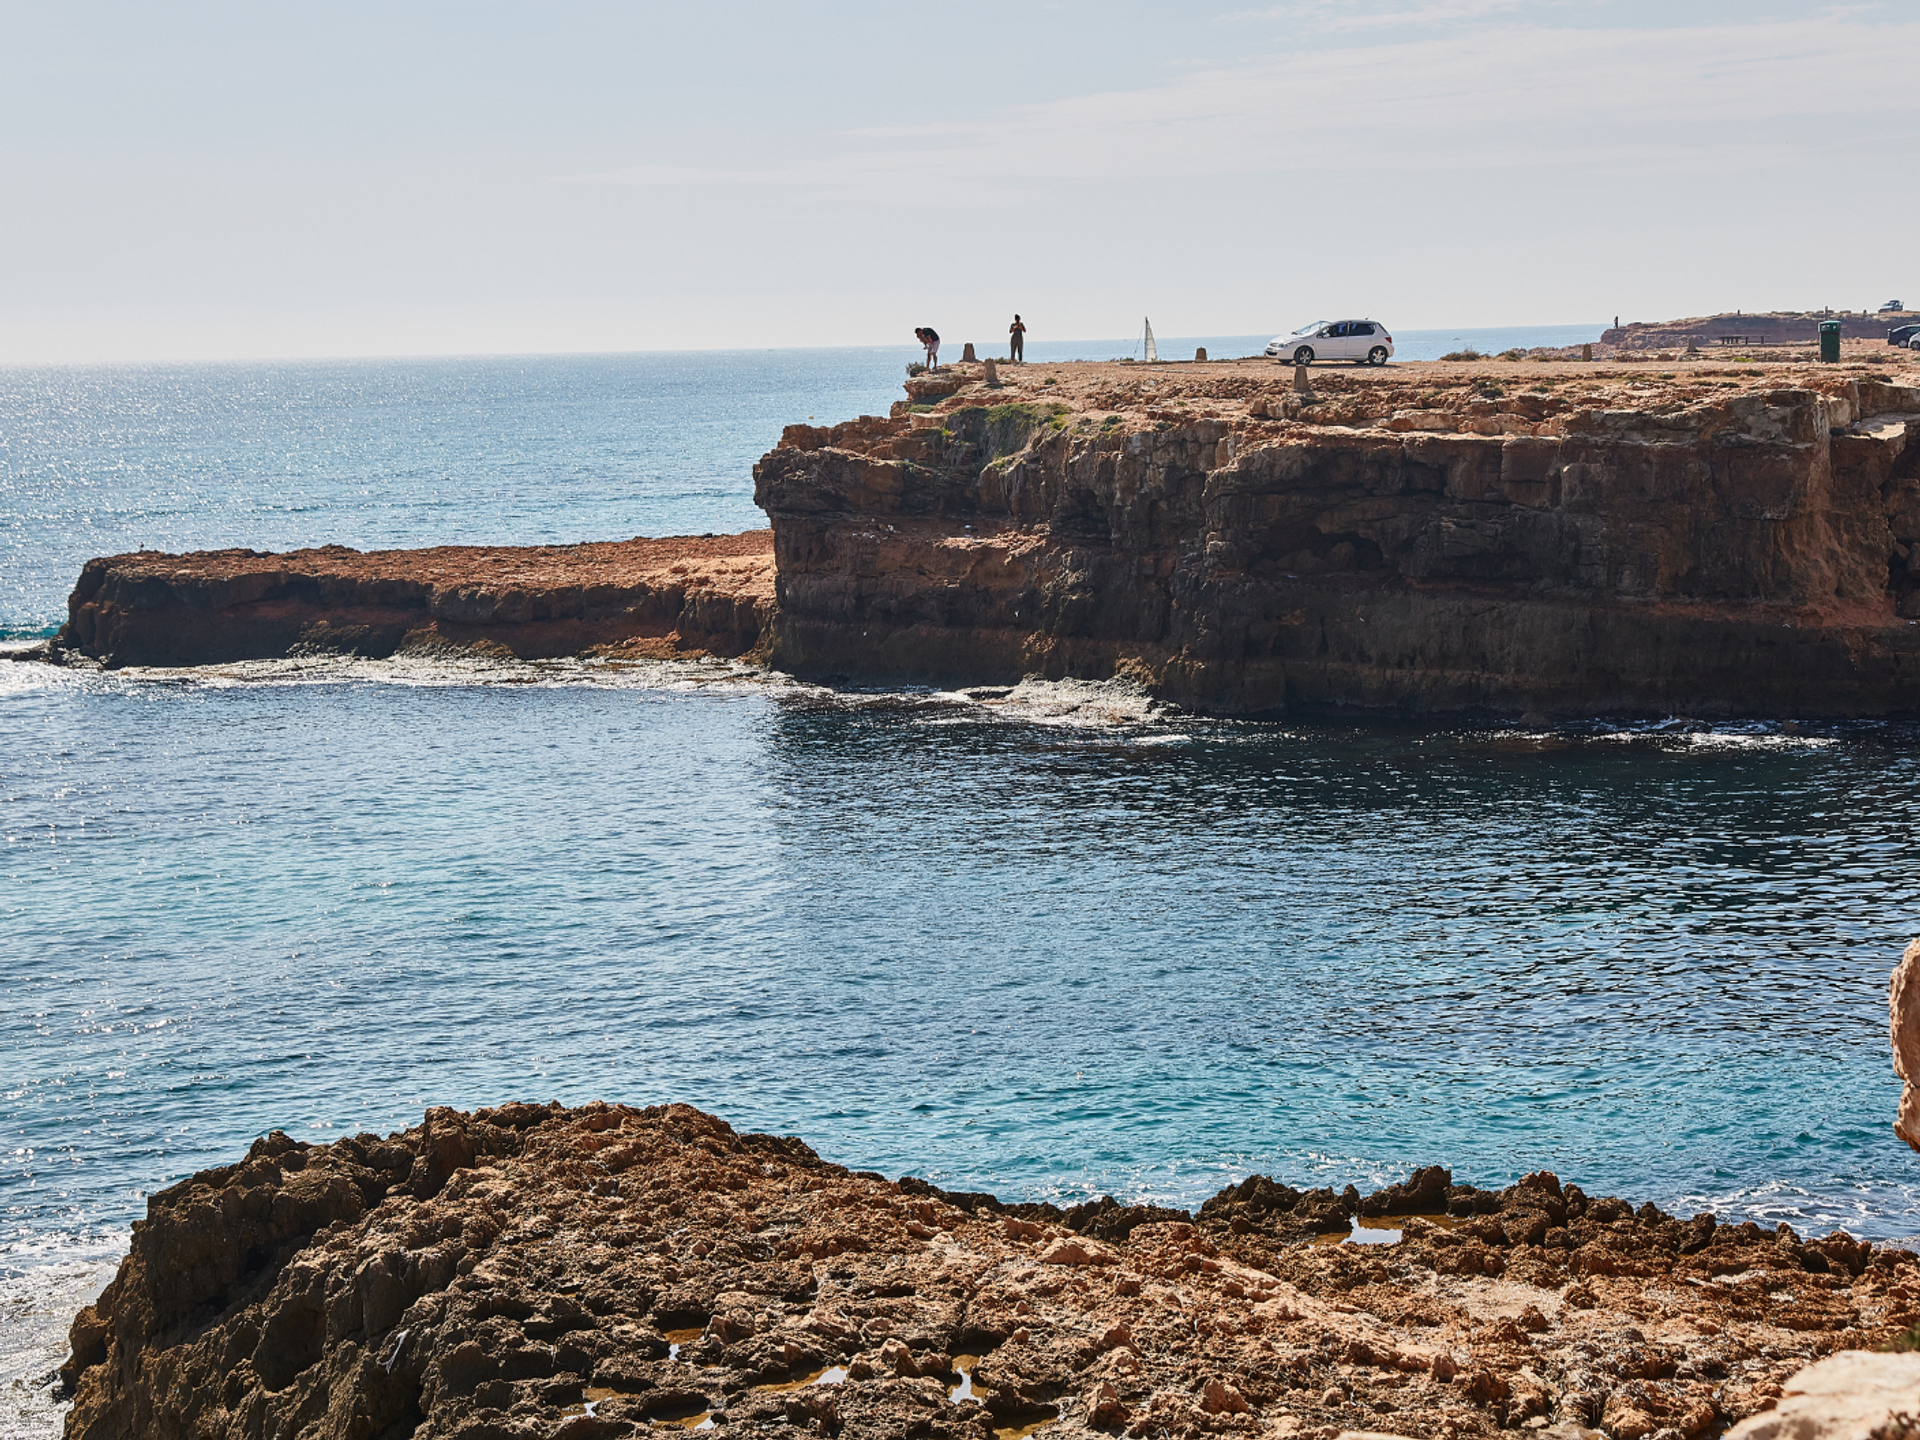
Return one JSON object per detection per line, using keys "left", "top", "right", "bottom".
{"left": 943, "top": 674, "right": 1168, "bottom": 728}
{"left": 0, "top": 1247, "right": 120, "bottom": 1440}
{"left": 1590, "top": 720, "right": 1840, "bottom": 751}
{"left": 1672, "top": 1174, "right": 1920, "bottom": 1244}
{"left": 0, "top": 650, "right": 790, "bottom": 698}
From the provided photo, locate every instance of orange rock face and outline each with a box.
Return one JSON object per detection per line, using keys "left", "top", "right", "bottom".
{"left": 59, "top": 1103, "right": 1920, "bottom": 1440}
{"left": 1892, "top": 938, "right": 1920, "bottom": 1154}
{"left": 55, "top": 533, "right": 775, "bottom": 667}
{"left": 753, "top": 360, "right": 1920, "bottom": 718}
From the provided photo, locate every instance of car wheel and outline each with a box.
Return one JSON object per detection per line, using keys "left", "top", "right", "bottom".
{"left": 1293, "top": 346, "right": 1315, "bottom": 365}
{"left": 1367, "top": 347, "right": 1389, "bottom": 366}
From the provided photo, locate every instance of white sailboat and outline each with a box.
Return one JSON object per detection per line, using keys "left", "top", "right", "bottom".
{"left": 1141, "top": 317, "right": 1158, "bottom": 364}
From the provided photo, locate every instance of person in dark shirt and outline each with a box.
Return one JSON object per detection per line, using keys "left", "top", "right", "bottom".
{"left": 1009, "top": 314, "right": 1026, "bottom": 362}
{"left": 914, "top": 327, "right": 940, "bottom": 370}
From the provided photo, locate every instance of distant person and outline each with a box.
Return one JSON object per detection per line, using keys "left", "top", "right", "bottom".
{"left": 1009, "top": 314, "right": 1026, "bottom": 362}
{"left": 914, "top": 326, "right": 940, "bottom": 370}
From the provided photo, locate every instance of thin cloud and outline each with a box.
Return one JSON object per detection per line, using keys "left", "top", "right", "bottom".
{"left": 564, "top": 15, "right": 1920, "bottom": 195}
{"left": 1223, "top": 0, "right": 1568, "bottom": 30}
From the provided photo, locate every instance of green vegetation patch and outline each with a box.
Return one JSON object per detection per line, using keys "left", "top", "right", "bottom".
{"left": 944, "top": 402, "right": 1073, "bottom": 463}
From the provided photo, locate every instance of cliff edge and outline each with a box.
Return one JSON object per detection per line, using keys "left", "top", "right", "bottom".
{"left": 54, "top": 532, "right": 775, "bottom": 668}
{"left": 753, "top": 359, "right": 1920, "bottom": 718}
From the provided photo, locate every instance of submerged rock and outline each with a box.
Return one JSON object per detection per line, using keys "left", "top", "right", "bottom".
{"left": 59, "top": 1102, "right": 1920, "bottom": 1440}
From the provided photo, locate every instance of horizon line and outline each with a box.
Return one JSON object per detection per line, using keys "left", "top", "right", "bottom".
{"left": 0, "top": 323, "right": 1612, "bottom": 372}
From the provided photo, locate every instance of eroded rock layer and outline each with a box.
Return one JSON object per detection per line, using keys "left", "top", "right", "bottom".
{"left": 61, "top": 1102, "right": 1920, "bottom": 1440}
{"left": 54, "top": 533, "right": 775, "bottom": 667}
{"left": 753, "top": 363, "right": 1920, "bottom": 717}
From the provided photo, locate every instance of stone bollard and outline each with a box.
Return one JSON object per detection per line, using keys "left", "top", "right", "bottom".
{"left": 1293, "top": 362, "right": 1313, "bottom": 395}
{"left": 1582, "top": 343, "right": 1594, "bottom": 361}
{"left": 983, "top": 359, "right": 1000, "bottom": 387}
{"left": 961, "top": 343, "right": 976, "bottom": 363}
{"left": 1195, "top": 347, "right": 1208, "bottom": 362}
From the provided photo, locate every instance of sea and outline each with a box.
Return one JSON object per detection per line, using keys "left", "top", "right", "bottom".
{"left": 4, "top": 325, "right": 1917, "bottom": 1434}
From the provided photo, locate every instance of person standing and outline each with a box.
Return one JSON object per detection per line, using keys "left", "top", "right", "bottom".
{"left": 914, "top": 326, "right": 940, "bottom": 370}
{"left": 1009, "top": 314, "right": 1026, "bottom": 363}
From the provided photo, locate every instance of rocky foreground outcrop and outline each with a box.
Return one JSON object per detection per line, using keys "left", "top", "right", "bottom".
{"left": 753, "top": 360, "right": 1920, "bottom": 717}
{"left": 51, "top": 533, "right": 775, "bottom": 667}
{"left": 61, "top": 1102, "right": 1920, "bottom": 1440}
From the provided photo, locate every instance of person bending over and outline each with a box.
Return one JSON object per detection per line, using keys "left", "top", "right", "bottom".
{"left": 914, "top": 327, "right": 940, "bottom": 370}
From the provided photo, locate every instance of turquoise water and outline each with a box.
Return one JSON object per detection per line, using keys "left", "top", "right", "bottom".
{"left": 0, "top": 341, "right": 1905, "bottom": 1424}
{"left": 0, "top": 349, "right": 904, "bottom": 638}
{"left": 7, "top": 658, "right": 1916, "bottom": 1239}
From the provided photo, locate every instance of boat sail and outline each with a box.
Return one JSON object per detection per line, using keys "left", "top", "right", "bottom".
{"left": 1141, "top": 318, "right": 1158, "bottom": 364}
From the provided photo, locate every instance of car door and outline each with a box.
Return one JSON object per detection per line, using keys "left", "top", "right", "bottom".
{"left": 1348, "top": 322, "right": 1378, "bottom": 360}
{"left": 1315, "top": 322, "right": 1350, "bottom": 360}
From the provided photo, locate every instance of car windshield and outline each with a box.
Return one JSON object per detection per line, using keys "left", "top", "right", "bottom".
{"left": 1292, "top": 321, "right": 1327, "bottom": 336}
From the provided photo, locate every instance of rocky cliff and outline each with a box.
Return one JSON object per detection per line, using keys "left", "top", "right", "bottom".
{"left": 53, "top": 533, "right": 775, "bottom": 668}
{"left": 753, "top": 361, "right": 1920, "bottom": 718}
{"left": 1891, "top": 938, "right": 1920, "bottom": 1155}
{"left": 59, "top": 1102, "right": 1918, "bottom": 1440}
{"left": 1603, "top": 312, "right": 1917, "bottom": 349}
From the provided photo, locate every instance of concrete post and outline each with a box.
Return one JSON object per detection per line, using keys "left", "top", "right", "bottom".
{"left": 1582, "top": 343, "right": 1594, "bottom": 362}
{"left": 1293, "top": 362, "right": 1312, "bottom": 394}
{"left": 983, "top": 359, "right": 999, "bottom": 387}
{"left": 961, "top": 343, "right": 977, "bottom": 363}
{"left": 1195, "top": 347, "right": 1208, "bottom": 362}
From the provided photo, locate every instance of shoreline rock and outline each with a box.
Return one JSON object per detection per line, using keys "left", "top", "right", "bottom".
{"left": 60, "top": 1102, "right": 1920, "bottom": 1440}
{"left": 1892, "top": 939, "right": 1920, "bottom": 1156}
{"left": 50, "top": 532, "right": 775, "bottom": 669}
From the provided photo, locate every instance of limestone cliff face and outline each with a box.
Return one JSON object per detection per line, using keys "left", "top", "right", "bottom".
{"left": 753, "top": 370, "right": 1920, "bottom": 718}
{"left": 55, "top": 534, "right": 775, "bottom": 667}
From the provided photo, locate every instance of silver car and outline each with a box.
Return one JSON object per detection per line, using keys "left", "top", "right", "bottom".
{"left": 1265, "top": 319, "right": 1394, "bottom": 366}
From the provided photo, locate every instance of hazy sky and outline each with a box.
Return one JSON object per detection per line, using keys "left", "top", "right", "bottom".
{"left": 3, "top": 1, "right": 1914, "bottom": 362}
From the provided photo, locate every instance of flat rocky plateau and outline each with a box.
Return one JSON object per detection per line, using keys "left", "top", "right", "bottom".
{"left": 754, "top": 350, "right": 1920, "bottom": 716}
{"left": 48, "top": 532, "right": 775, "bottom": 668}
{"left": 60, "top": 1102, "right": 1920, "bottom": 1440}
{"left": 38, "top": 347, "right": 1920, "bottom": 718}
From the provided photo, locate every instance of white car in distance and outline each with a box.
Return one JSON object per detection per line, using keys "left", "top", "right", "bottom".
{"left": 1265, "top": 320, "right": 1393, "bottom": 366}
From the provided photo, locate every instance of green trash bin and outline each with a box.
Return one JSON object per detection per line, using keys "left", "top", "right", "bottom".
{"left": 1820, "top": 320, "right": 1842, "bottom": 363}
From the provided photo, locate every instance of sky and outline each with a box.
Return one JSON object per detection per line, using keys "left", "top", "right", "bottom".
{"left": 1, "top": 0, "right": 1915, "bottom": 363}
